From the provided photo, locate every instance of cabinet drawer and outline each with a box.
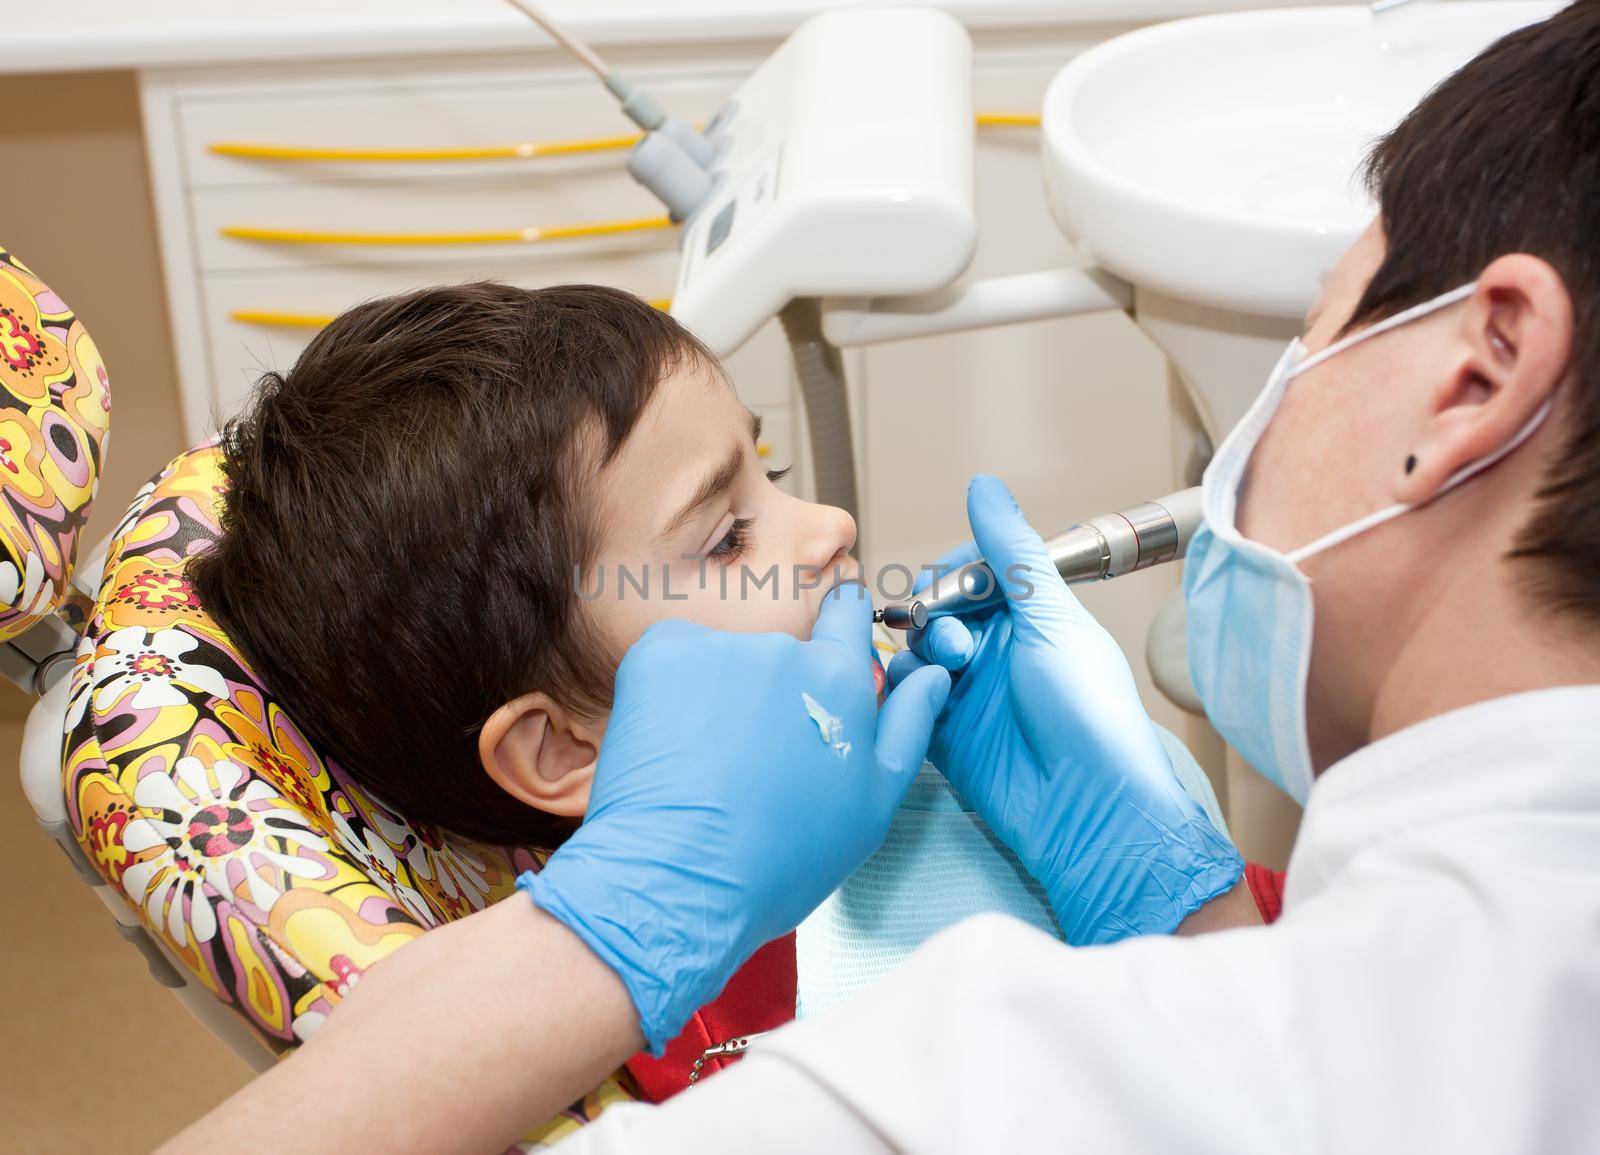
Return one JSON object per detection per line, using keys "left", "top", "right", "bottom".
{"left": 176, "top": 72, "right": 741, "bottom": 189}
{"left": 189, "top": 174, "right": 680, "bottom": 273}
{"left": 199, "top": 257, "right": 795, "bottom": 427}
{"left": 201, "top": 268, "right": 801, "bottom": 497}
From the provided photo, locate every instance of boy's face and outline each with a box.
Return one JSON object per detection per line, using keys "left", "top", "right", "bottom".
{"left": 477, "top": 355, "right": 861, "bottom": 822}
{"left": 589, "top": 357, "right": 861, "bottom": 655}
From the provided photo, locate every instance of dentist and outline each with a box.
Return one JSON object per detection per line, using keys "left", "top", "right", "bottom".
{"left": 168, "top": 7, "right": 1600, "bottom": 1152}
{"left": 554, "top": 5, "right": 1600, "bottom": 1150}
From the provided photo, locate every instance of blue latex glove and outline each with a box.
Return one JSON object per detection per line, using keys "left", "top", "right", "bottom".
{"left": 888, "top": 476, "right": 1242, "bottom": 945}
{"left": 521, "top": 587, "right": 951, "bottom": 1053}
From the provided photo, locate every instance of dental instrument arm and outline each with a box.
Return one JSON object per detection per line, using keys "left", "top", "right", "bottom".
{"left": 877, "top": 487, "right": 1203, "bottom": 630}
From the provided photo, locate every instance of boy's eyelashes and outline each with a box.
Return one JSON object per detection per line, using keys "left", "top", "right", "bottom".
{"left": 707, "top": 517, "right": 754, "bottom": 562}
{"left": 766, "top": 465, "right": 792, "bottom": 484}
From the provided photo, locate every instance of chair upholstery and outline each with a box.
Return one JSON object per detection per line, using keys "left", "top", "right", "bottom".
{"left": 0, "top": 247, "right": 108, "bottom": 642}
{"left": 61, "top": 444, "right": 638, "bottom": 1144}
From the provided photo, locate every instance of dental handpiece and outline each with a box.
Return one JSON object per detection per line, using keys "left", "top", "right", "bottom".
{"left": 874, "top": 487, "right": 1204, "bottom": 630}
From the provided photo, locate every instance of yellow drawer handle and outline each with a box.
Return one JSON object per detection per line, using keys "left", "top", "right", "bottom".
{"left": 230, "top": 310, "right": 337, "bottom": 329}
{"left": 206, "top": 114, "right": 1038, "bottom": 166}
{"left": 231, "top": 298, "right": 674, "bottom": 329}
{"left": 221, "top": 215, "right": 673, "bottom": 248}
{"left": 210, "top": 133, "right": 645, "bottom": 162}
{"left": 975, "top": 112, "right": 1041, "bottom": 128}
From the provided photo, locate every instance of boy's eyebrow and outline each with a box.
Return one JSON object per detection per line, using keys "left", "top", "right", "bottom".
{"left": 661, "top": 412, "right": 763, "bottom": 539}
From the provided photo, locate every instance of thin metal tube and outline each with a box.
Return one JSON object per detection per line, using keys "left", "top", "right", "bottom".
{"left": 498, "top": 0, "right": 612, "bottom": 79}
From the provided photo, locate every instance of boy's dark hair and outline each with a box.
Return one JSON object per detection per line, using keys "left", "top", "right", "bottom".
{"left": 1350, "top": 0, "right": 1600, "bottom": 619}
{"left": 189, "top": 283, "right": 714, "bottom": 846}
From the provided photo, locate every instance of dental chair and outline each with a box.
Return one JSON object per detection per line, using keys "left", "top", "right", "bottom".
{"left": 8, "top": 248, "right": 636, "bottom": 1146}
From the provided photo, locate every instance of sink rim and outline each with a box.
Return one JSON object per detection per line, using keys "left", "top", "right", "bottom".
{"left": 1041, "top": 2, "right": 1563, "bottom": 319}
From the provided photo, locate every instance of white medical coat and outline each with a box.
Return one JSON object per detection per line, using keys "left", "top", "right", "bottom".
{"left": 564, "top": 687, "right": 1600, "bottom": 1153}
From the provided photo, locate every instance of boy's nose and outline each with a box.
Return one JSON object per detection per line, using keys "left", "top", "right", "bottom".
{"left": 805, "top": 504, "right": 858, "bottom": 571}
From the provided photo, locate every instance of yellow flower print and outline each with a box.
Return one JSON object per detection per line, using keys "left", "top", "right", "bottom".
{"left": 159, "top": 444, "right": 229, "bottom": 522}
{"left": 0, "top": 265, "right": 69, "bottom": 407}
{"left": 120, "top": 757, "right": 332, "bottom": 946}
{"left": 211, "top": 687, "right": 334, "bottom": 832}
{"left": 85, "top": 801, "right": 139, "bottom": 886}
{"left": 0, "top": 410, "right": 50, "bottom": 506}
{"left": 101, "top": 555, "right": 207, "bottom": 631}
{"left": 402, "top": 822, "right": 495, "bottom": 920}
{"left": 62, "top": 327, "right": 111, "bottom": 436}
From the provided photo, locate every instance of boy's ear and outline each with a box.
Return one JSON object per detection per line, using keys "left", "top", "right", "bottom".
{"left": 1396, "top": 253, "right": 1573, "bottom": 505}
{"left": 478, "top": 692, "right": 600, "bottom": 819}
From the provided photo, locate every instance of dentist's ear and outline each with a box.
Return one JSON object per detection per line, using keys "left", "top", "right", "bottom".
{"left": 1396, "top": 254, "right": 1573, "bottom": 505}
{"left": 478, "top": 693, "right": 601, "bottom": 818}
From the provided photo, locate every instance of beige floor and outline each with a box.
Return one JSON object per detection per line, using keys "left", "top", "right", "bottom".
{"left": 0, "top": 717, "right": 253, "bottom": 1154}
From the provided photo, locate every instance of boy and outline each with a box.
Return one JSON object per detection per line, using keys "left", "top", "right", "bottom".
{"left": 192, "top": 283, "right": 861, "bottom": 851}
{"left": 190, "top": 282, "right": 874, "bottom": 1097}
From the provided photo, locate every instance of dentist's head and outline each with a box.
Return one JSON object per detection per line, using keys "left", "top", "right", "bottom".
{"left": 1189, "top": 2, "right": 1600, "bottom": 790}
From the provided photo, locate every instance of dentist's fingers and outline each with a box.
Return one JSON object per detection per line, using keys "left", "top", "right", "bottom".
{"left": 874, "top": 663, "right": 952, "bottom": 786}
{"left": 912, "top": 617, "right": 976, "bottom": 670}
{"left": 905, "top": 540, "right": 982, "bottom": 669}
{"left": 886, "top": 645, "right": 929, "bottom": 690}
{"left": 810, "top": 581, "right": 876, "bottom": 657}
{"left": 965, "top": 474, "right": 1094, "bottom": 636}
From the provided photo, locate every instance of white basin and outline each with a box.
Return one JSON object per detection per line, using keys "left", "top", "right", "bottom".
{"left": 1043, "top": 3, "right": 1561, "bottom": 320}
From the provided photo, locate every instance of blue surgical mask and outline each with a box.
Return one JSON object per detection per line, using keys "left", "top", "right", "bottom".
{"left": 1184, "top": 282, "right": 1551, "bottom": 804}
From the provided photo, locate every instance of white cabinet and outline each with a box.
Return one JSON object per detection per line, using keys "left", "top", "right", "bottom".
{"left": 140, "top": 51, "right": 801, "bottom": 466}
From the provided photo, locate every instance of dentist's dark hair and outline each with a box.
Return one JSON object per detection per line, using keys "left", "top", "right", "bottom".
{"left": 1348, "top": 0, "right": 1600, "bottom": 620}
{"left": 189, "top": 282, "right": 715, "bottom": 846}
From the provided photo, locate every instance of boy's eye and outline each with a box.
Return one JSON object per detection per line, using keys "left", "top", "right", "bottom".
{"left": 708, "top": 517, "right": 753, "bottom": 561}
{"left": 766, "top": 466, "right": 792, "bottom": 485}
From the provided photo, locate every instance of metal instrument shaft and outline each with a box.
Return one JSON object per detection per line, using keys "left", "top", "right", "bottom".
{"left": 874, "top": 487, "right": 1203, "bottom": 630}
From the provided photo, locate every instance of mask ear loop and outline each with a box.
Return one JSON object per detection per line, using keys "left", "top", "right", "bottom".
{"left": 1293, "top": 282, "right": 1480, "bottom": 378}
{"left": 1287, "top": 397, "right": 1555, "bottom": 565}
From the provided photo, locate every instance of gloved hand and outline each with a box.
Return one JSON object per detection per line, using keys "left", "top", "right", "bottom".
{"left": 521, "top": 587, "right": 951, "bottom": 1053}
{"left": 888, "top": 476, "right": 1242, "bottom": 945}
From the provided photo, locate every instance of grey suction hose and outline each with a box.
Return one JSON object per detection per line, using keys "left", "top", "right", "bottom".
{"left": 779, "top": 299, "right": 861, "bottom": 530}
{"left": 501, "top": 0, "right": 718, "bottom": 219}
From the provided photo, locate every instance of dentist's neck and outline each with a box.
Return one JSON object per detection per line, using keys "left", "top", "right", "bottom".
{"left": 1367, "top": 537, "right": 1600, "bottom": 747}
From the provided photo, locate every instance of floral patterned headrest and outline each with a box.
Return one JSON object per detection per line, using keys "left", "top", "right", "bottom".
{"left": 60, "top": 442, "right": 632, "bottom": 1140}
{"left": 0, "top": 248, "right": 110, "bottom": 642}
